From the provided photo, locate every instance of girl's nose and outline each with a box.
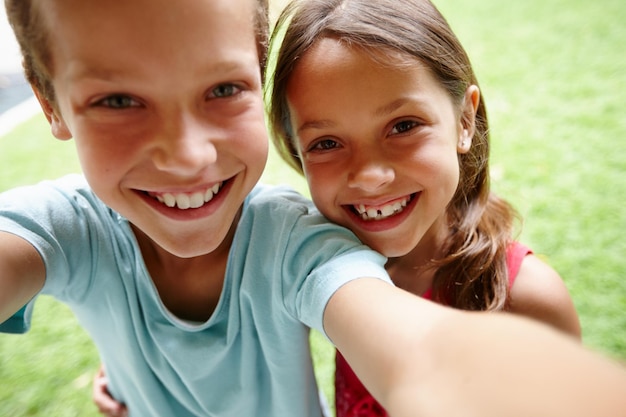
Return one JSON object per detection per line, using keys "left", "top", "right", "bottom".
{"left": 152, "top": 113, "right": 218, "bottom": 176}
{"left": 347, "top": 153, "right": 395, "bottom": 192}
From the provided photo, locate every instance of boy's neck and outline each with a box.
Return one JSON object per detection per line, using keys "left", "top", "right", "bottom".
{"left": 130, "top": 222, "right": 235, "bottom": 322}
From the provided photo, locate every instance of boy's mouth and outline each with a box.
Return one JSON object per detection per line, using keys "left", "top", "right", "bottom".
{"left": 352, "top": 194, "right": 414, "bottom": 221}
{"left": 148, "top": 183, "right": 223, "bottom": 210}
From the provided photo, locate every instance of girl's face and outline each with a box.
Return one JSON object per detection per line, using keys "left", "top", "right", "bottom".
{"left": 35, "top": 0, "right": 268, "bottom": 259}
{"left": 286, "top": 38, "right": 478, "bottom": 257}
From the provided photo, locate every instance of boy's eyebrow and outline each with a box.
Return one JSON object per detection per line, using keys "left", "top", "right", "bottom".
{"left": 68, "top": 60, "right": 250, "bottom": 82}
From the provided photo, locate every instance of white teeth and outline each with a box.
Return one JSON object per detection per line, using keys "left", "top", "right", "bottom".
{"left": 355, "top": 195, "right": 412, "bottom": 221}
{"left": 177, "top": 194, "right": 191, "bottom": 209}
{"left": 189, "top": 192, "right": 204, "bottom": 209}
{"left": 204, "top": 188, "right": 214, "bottom": 202}
{"left": 381, "top": 205, "right": 395, "bottom": 217}
{"left": 155, "top": 183, "right": 222, "bottom": 210}
{"left": 163, "top": 194, "right": 176, "bottom": 208}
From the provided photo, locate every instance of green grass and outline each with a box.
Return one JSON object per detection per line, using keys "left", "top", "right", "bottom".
{"left": 1, "top": 0, "right": 625, "bottom": 414}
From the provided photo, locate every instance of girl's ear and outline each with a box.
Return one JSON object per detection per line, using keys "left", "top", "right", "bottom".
{"left": 457, "top": 85, "right": 480, "bottom": 154}
{"left": 32, "top": 87, "right": 73, "bottom": 140}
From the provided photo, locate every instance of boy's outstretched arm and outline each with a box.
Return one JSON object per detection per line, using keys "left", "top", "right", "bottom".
{"left": 324, "top": 278, "right": 626, "bottom": 417}
{"left": 0, "top": 232, "right": 46, "bottom": 324}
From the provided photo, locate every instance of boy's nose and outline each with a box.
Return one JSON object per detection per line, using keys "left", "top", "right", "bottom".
{"left": 152, "top": 113, "right": 218, "bottom": 175}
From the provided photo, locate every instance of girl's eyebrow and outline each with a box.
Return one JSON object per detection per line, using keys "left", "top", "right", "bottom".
{"left": 297, "top": 119, "right": 336, "bottom": 135}
{"left": 297, "top": 97, "right": 422, "bottom": 135}
{"left": 373, "top": 98, "right": 411, "bottom": 118}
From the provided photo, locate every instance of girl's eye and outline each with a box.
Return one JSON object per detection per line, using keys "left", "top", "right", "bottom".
{"left": 95, "top": 94, "right": 140, "bottom": 109}
{"left": 390, "top": 120, "right": 419, "bottom": 135}
{"left": 309, "top": 138, "right": 340, "bottom": 152}
{"left": 210, "top": 83, "right": 241, "bottom": 98}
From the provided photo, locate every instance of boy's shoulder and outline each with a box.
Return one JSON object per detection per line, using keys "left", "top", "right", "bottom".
{"left": 241, "top": 183, "right": 345, "bottom": 243}
{"left": 247, "top": 183, "right": 315, "bottom": 214}
{"left": 0, "top": 174, "right": 117, "bottom": 226}
{"left": 2, "top": 174, "right": 92, "bottom": 199}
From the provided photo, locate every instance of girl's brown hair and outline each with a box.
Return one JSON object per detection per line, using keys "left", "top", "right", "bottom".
{"left": 4, "top": 0, "right": 270, "bottom": 104}
{"left": 268, "top": 0, "right": 520, "bottom": 311}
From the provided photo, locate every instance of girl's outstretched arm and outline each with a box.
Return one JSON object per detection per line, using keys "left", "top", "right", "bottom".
{"left": 0, "top": 232, "right": 46, "bottom": 324}
{"left": 324, "top": 278, "right": 626, "bottom": 417}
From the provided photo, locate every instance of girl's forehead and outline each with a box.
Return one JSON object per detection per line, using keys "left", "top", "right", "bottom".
{"left": 299, "top": 38, "right": 432, "bottom": 85}
{"left": 306, "top": 37, "right": 426, "bottom": 70}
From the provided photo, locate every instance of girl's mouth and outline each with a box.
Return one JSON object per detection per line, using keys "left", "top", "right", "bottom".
{"left": 147, "top": 182, "right": 223, "bottom": 210}
{"left": 351, "top": 194, "right": 415, "bottom": 221}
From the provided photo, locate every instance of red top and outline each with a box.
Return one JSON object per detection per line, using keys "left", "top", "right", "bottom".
{"left": 334, "top": 242, "right": 532, "bottom": 417}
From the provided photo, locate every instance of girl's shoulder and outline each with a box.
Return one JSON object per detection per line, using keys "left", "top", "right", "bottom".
{"left": 508, "top": 244, "right": 581, "bottom": 338}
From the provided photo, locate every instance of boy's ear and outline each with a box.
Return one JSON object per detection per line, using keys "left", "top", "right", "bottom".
{"left": 32, "top": 87, "right": 72, "bottom": 140}
{"left": 457, "top": 85, "right": 480, "bottom": 154}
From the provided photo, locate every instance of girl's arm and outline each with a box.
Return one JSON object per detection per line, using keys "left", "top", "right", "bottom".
{"left": 324, "top": 277, "right": 626, "bottom": 417}
{"left": 93, "top": 365, "right": 128, "bottom": 417}
{"left": 0, "top": 232, "right": 46, "bottom": 324}
{"left": 509, "top": 254, "right": 581, "bottom": 338}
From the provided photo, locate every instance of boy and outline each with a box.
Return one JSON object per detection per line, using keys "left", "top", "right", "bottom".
{"left": 2, "top": 0, "right": 626, "bottom": 416}
{"left": 0, "top": 0, "right": 387, "bottom": 415}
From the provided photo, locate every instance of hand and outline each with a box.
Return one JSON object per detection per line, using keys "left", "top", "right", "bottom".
{"left": 92, "top": 364, "right": 128, "bottom": 417}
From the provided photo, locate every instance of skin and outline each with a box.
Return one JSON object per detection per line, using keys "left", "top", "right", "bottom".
{"left": 287, "top": 38, "right": 580, "bottom": 337}
{"left": 5, "top": 1, "right": 625, "bottom": 416}
{"left": 31, "top": 0, "right": 269, "bottom": 322}
{"left": 94, "top": 23, "right": 583, "bottom": 417}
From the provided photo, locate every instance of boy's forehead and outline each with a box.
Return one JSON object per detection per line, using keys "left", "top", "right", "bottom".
{"left": 37, "top": 0, "right": 259, "bottom": 37}
{"left": 37, "top": 0, "right": 261, "bottom": 72}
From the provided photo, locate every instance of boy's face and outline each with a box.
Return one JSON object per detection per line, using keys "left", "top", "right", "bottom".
{"left": 36, "top": 0, "right": 268, "bottom": 257}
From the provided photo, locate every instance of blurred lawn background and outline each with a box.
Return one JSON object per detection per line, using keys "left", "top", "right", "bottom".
{"left": 1, "top": 0, "right": 625, "bottom": 415}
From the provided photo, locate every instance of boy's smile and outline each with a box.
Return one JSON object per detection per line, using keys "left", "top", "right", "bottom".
{"left": 149, "top": 183, "right": 223, "bottom": 210}
{"left": 34, "top": 0, "right": 269, "bottom": 258}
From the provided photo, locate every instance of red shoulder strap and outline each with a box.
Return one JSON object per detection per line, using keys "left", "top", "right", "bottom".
{"left": 506, "top": 242, "right": 532, "bottom": 287}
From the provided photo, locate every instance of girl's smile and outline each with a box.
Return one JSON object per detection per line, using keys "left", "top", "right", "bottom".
{"left": 286, "top": 37, "right": 474, "bottom": 257}
{"left": 350, "top": 194, "right": 416, "bottom": 221}
{"left": 343, "top": 193, "right": 420, "bottom": 234}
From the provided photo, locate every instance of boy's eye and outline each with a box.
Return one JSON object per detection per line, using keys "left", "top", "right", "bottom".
{"left": 210, "top": 83, "right": 241, "bottom": 98}
{"left": 96, "top": 94, "right": 140, "bottom": 109}
{"left": 390, "top": 120, "right": 419, "bottom": 135}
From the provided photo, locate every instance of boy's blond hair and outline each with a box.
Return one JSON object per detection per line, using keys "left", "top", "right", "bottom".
{"left": 4, "top": 0, "right": 270, "bottom": 105}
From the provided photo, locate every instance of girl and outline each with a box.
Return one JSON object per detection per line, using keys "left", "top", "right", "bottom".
{"left": 268, "top": 0, "right": 582, "bottom": 415}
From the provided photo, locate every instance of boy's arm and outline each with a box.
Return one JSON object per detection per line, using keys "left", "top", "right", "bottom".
{"left": 0, "top": 231, "right": 46, "bottom": 324}
{"left": 324, "top": 278, "right": 626, "bottom": 417}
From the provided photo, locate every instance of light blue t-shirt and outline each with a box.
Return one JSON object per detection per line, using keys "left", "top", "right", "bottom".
{"left": 0, "top": 175, "right": 389, "bottom": 416}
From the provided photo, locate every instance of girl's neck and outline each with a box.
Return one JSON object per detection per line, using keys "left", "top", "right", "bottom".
{"left": 385, "top": 219, "right": 450, "bottom": 296}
